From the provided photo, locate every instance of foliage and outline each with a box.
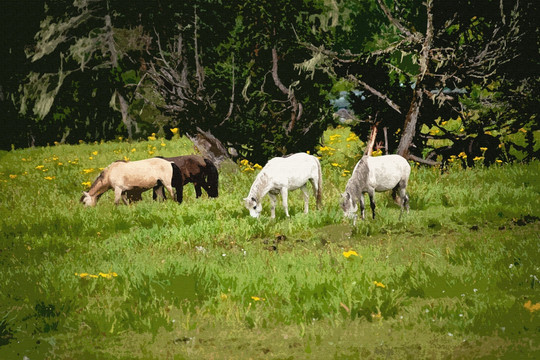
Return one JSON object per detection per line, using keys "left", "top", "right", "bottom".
{"left": 0, "top": 127, "right": 539, "bottom": 358}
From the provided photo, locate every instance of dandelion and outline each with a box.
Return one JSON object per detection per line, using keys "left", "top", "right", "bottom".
{"left": 251, "top": 296, "right": 265, "bottom": 301}
{"left": 148, "top": 151, "right": 155, "bottom": 155}
{"left": 89, "top": 156, "right": 93, "bottom": 160}
{"left": 9, "top": 174, "right": 17, "bottom": 179}
{"left": 253, "top": 164, "right": 262, "bottom": 170}
{"left": 371, "top": 311, "right": 382, "bottom": 320}
{"left": 170, "top": 128, "right": 179, "bottom": 135}
{"left": 480, "top": 147, "right": 487, "bottom": 152}
{"left": 52, "top": 155, "right": 59, "bottom": 161}
{"left": 131, "top": 148, "right": 136, "bottom": 152}
{"left": 441, "top": 121, "right": 448, "bottom": 126}
{"left": 220, "top": 293, "right": 228, "bottom": 300}
{"left": 118, "top": 136, "right": 123, "bottom": 141}
{"left": 82, "top": 181, "right": 91, "bottom": 187}
{"left": 484, "top": 131, "right": 492, "bottom": 135}
{"left": 372, "top": 149, "right": 383, "bottom": 157}
{"left": 496, "top": 159, "right": 503, "bottom": 164}
{"left": 123, "top": 156, "right": 129, "bottom": 161}
{"left": 460, "top": 128, "right": 464, "bottom": 132}
{"left": 524, "top": 300, "right": 540, "bottom": 313}
{"left": 458, "top": 152, "right": 467, "bottom": 158}
{"left": 54, "top": 141, "right": 60, "bottom": 146}
{"left": 148, "top": 135, "right": 157, "bottom": 141}
{"left": 331, "top": 163, "right": 341, "bottom": 167}
{"left": 473, "top": 156, "right": 484, "bottom": 161}
{"left": 82, "top": 168, "right": 95, "bottom": 174}
{"left": 346, "top": 133, "right": 359, "bottom": 142}
{"left": 57, "top": 162, "right": 63, "bottom": 166}
{"left": 35, "top": 165, "right": 44, "bottom": 170}
{"left": 98, "top": 272, "right": 118, "bottom": 279}
{"left": 373, "top": 281, "right": 386, "bottom": 288}
{"left": 240, "top": 159, "right": 249, "bottom": 166}
{"left": 161, "top": 142, "right": 166, "bottom": 147}
{"left": 341, "top": 170, "right": 351, "bottom": 177}
{"left": 343, "top": 250, "right": 359, "bottom": 258}
{"left": 519, "top": 128, "right": 527, "bottom": 133}
{"left": 44, "top": 176, "right": 55, "bottom": 180}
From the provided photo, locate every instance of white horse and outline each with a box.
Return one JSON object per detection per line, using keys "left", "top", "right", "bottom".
{"left": 244, "top": 153, "right": 322, "bottom": 218}
{"left": 341, "top": 154, "right": 410, "bottom": 223}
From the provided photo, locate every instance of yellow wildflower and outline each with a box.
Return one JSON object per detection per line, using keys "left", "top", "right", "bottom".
{"left": 131, "top": 148, "right": 136, "bottom": 152}
{"left": 331, "top": 163, "right": 341, "bottom": 167}
{"left": 519, "top": 128, "right": 527, "bottom": 133}
{"left": 524, "top": 300, "right": 540, "bottom": 313}
{"left": 148, "top": 135, "right": 157, "bottom": 141}
{"left": 496, "top": 159, "right": 502, "bottom": 163}
{"left": 441, "top": 121, "right": 448, "bottom": 126}
{"left": 9, "top": 174, "right": 17, "bottom": 179}
{"left": 170, "top": 128, "right": 179, "bottom": 135}
{"left": 373, "top": 281, "right": 386, "bottom": 288}
{"left": 89, "top": 156, "right": 93, "bottom": 160}
{"left": 343, "top": 250, "right": 359, "bottom": 258}
{"left": 83, "top": 168, "right": 95, "bottom": 174}
{"left": 346, "top": 133, "right": 359, "bottom": 142}
{"left": 480, "top": 147, "right": 487, "bottom": 152}
{"left": 92, "top": 151, "right": 98, "bottom": 156}
{"left": 57, "top": 162, "right": 63, "bottom": 166}
{"left": 161, "top": 142, "right": 166, "bottom": 147}
{"left": 460, "top": 128, "right": 464, "bottom": 132}
{"left": 148, "top": 151, "right": 155, "bottom": 155}
{"left": 82, "top": 181, "right": 92, "bottom": 187}
{"left": 251, "top": 296, "right": 265, "bottom": 301}
{"left": 240, "top": 159, "right": 249, "bottom": 166}
{"left": 79, "top": 140, "right": 84, "bottom": 144}
{"left": 118, "top": 136, "right": 123, "bottom": 141}
{"left": 473, "top": 156, "right": 484, "bottom": 161}
{"left": 123, "top": 156, "right": 130, "bottom": 161}
{"left": 458, "top": 152, "right": 467, "bottom": 158}
{"left": 253, "top": 164, "right": 262, "bottom": 170}
{"left": 35, "top": 165, "right": 44, "bottom": 169}
{"left": 44, "top": 176, "right": 55, "bottom": 180}
{"left": 220, "top": 293, "right": 228, "bottom": 300}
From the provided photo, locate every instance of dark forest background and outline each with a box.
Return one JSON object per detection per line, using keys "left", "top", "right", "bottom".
{"left": 1, "top": 0, "right": 538, "bottom": 164}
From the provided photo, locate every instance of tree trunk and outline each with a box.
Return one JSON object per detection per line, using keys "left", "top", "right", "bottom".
{"left": 396, "top": 0, "right": 433, "bottom": 158}
{"left": 187, "top": 128, "right": 233, "bottom": 167}
{"left": 397, "top": 87, "right": 423, "bottom": 157}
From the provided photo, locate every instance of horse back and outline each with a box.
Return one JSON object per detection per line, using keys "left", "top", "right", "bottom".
{"left": 109, "top": 158, "right": 173, "bottom": 188}
{"left": 368, "top": 155, "right": 410, "bottom": 190}
{"left": 263, "top": 153, "right": 320, "bottom": 188}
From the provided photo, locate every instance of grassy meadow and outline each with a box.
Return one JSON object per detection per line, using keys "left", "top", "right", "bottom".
{"left": 0, "top": 127, "right": 539, "bottom": 359}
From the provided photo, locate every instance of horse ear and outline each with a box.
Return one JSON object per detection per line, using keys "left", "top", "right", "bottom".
{"left": 251, "top": 197, "right": 256, "bottom": 202}
{"left": 82, "top": 191, "right": 89, "bottom": 196}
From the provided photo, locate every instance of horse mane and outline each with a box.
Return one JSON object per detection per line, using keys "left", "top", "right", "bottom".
{"left": 346, "top": 156, "right": 370, "bottom": 200}
{"left": 249, "top": 172, "right": 270, "bottom": 201}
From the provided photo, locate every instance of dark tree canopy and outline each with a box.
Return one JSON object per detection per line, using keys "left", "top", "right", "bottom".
{"left": 1, "top": 0, "right": 538, "bottom": 165}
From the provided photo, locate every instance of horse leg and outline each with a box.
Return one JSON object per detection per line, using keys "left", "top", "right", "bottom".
{"left": 194, "top": 183, "right": 202, "bottom": 198}
{"left": 175, "top": 184, "right": 183, "bottom": 204}
{"left": 281, "top": 187, "right": 290, "bottom": 217}
{"left": 268, "top": 193, "right": 277, "bottom": 219}
{"left": 398, "top": 183, "right": 409, "bottom": 219}
{"left": 114, "top": 188, "right": 124, "bottom": 205}
{"left": 368, "top": 190, "right": 376, "bottom": 219}
{"left": 301, "top": 185, "right": 309, "bottom": 214}
{"left": 359, "top": 195, "right": 366, "bottom": 220}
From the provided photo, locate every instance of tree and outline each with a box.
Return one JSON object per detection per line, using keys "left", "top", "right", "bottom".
{"left": 303, "top": 0, "right": 534, "bottom": 164}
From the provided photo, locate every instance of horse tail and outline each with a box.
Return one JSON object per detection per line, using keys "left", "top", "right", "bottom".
{"left": 170, "top": 162, "right": 184, "bottom": 203}
{"left": 204, "top": 158, "right": 219, "bottom": 197}
{"left": 315, "top": 157, "right": 323, "bottom": 209}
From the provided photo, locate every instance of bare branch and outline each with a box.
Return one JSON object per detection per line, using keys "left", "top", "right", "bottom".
{"left": 349, "top": 75, "right": 402, "bottom": 114}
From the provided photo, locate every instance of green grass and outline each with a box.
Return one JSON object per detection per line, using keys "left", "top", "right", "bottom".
{"left": 0, "top": 127, "right": 539, "bottom": 359}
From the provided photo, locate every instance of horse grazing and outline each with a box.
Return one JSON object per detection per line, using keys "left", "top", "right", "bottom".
{"left": 244, "top": 153, "right": 322, "bottom": 218}
{"left": 152, "top": 155, "right": 219, "bottom": 200}
{"left": 341, "top": 154, "right": 410, "bottom": 223}
{"left": 80, "top": 158, "right": 183, "bottom": 206}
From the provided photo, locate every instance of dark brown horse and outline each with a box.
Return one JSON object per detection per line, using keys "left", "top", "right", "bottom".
{"left": 153, "top": 155, "right": 218, "bottom": 201}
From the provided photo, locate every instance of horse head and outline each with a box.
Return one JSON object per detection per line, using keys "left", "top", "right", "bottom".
{"left": 244, "top": 196, "right": 262, "bottom": 218}
{"left": 340, "top": 192, "right": 358, "bottom": 220}
{"left": 80, "top": 191, "right": 97, "bottom": 207}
